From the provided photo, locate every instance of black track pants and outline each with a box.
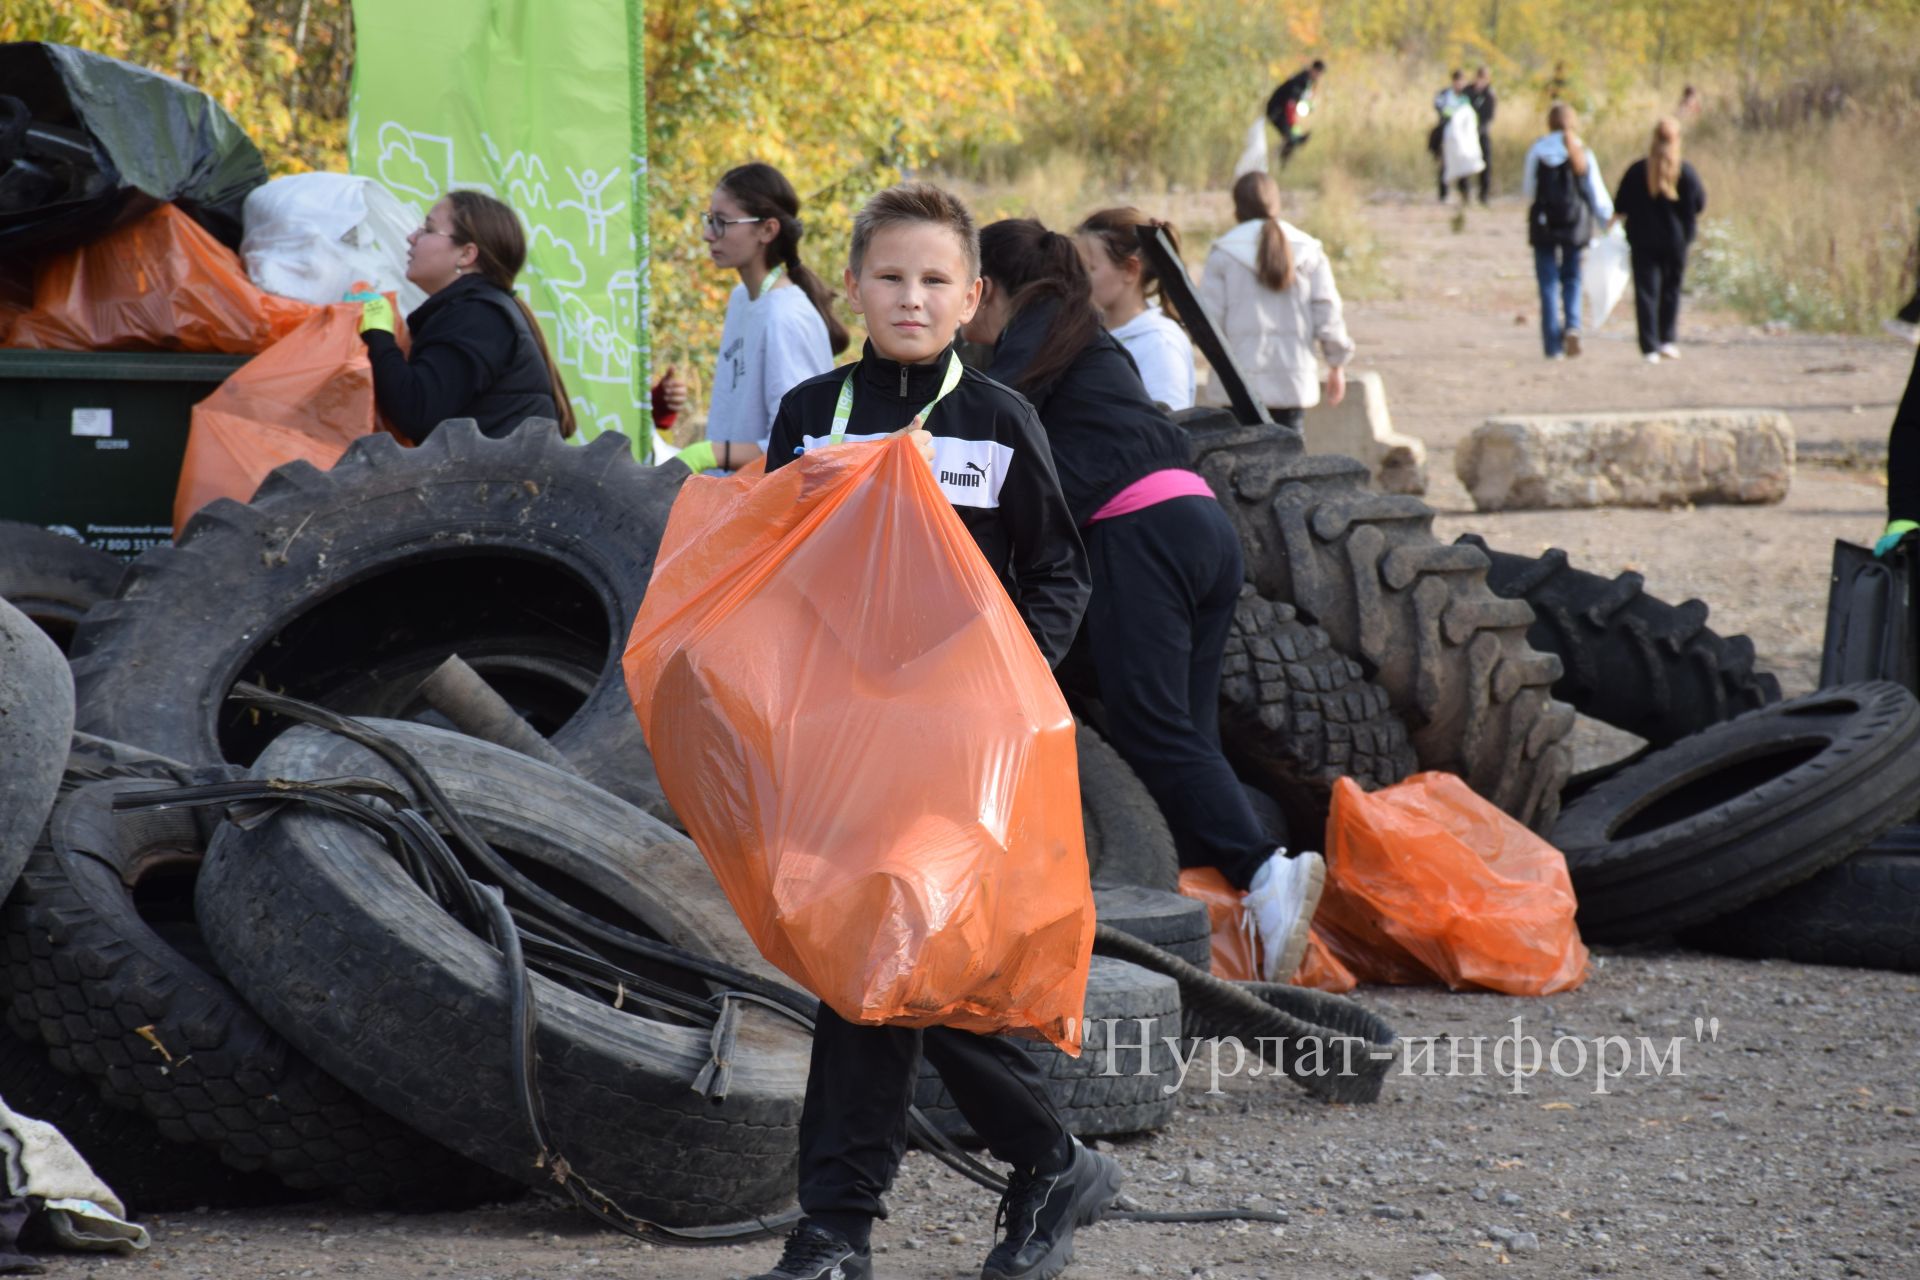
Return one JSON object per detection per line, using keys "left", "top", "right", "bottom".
{"left": 797, "top": 1008, "right": 1070, "bottom": 1249}
{"left": 1083, "top": 495, "right": 1273, "bottom": 889}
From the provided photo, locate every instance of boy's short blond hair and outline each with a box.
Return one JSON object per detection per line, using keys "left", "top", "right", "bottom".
{"left": 849, "top": 182, "right": 980, "bottom": 279}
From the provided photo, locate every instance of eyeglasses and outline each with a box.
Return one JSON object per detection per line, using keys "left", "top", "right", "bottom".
{"left": 700, "top": 211, "right": 766, "bottom": 239}
{"left": 415, "top": 224, "right": 455, "bottom": 240}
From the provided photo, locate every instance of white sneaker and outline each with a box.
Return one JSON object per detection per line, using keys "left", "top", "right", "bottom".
{"left": 1658, "top": 343, "right": 1681, "bottom": 359}
{"left": 1643, "top": 352, "right": 1662, "bottom": 364}
{"left": 1242, "top": 849, "right": 1326, "bottom": 983}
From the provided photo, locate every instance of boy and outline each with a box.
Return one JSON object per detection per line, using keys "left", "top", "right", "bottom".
{"left": 751, "top": 184, "right": 1119, "bottom": 1280}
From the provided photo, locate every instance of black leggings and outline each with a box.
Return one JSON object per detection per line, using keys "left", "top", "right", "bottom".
{"left": 1082, "top": 495, "right": 1273, "bottom": 889}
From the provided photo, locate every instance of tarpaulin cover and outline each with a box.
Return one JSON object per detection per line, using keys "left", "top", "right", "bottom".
{"left": 624, "top": 436, "right": 1094, "bottom": 1053}
{"left": 1316, "top": 774, "right": 1589, "bottom": 995}
{"left": 2, "top": 203, "right": 311, "bottom": 353}
{"left": 173, "top": 303, "right": 389, "bottom": 531}
{"left": 1177, "top": 867, "right": 1357, "bottom": 992}
{"left": 0, "top": 42, "right": 265, "bottom": 259}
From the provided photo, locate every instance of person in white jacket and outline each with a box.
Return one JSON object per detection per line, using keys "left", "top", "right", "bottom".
{"left": 1198, "top": 171, "right": 1354, "bottom": 428}
{"left": 1075, "top": 205, "right": 1196, "bottom": 410}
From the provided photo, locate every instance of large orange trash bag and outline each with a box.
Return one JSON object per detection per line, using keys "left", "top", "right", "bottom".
{"left": 172, "top": 304, "right": 382, "bottom": 529}
{"left": 4, "top": 204, "right": 311, "bottom": 353}
{"left": 1317, "top": 774, "right": 1589, "bottom": 995}
{"left": 1178, "top": 867, "right": 1357, "bottom": 992}
{"left": 624, "top": 436, "right": 1094, "bottom": 1053}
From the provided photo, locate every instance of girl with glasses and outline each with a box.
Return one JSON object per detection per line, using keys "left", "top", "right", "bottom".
{"left": 671, "top": 163, "right": 848, "bottom": 476}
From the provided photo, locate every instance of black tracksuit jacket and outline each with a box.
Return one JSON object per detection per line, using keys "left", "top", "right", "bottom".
{"left": 765, "top": 340, "right": 1090, "bottom": 667}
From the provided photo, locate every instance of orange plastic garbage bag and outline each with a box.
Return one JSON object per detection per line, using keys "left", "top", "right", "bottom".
{"left": 4, "top": 203, "right": 311, "bottom": 354}
{"left": 172, "top": 303, "right": 389, "bottom": 530}
{"left": 623, "top": 435, "right": 1095, "bottom": 1053}
{"left": 1316, "top": 774, "right": 1589, "bottom": 995}
{"left": 1177, "top": 867, "right": 1357, "bottom": 992}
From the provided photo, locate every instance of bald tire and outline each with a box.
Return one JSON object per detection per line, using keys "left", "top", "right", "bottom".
{"left": 1179, "top": 409, "right": 1574, "bottom": 832}
{"left": 1077, "top": 721, "right": 1179, "bottom": 892}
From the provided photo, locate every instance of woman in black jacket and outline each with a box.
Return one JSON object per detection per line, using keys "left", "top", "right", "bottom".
{"left": 356, "top": 190, "right": 573, "bottom": 441}
{"left": 1610, "top": 118, "right": 1707, "bottom": 363}
{"left": 962, "top": 218, "right": 1324, "bottom": 983}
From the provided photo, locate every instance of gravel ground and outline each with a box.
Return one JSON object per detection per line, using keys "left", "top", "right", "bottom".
{"left": 21, "top": 195, "right": 1920, "bottom": 1280}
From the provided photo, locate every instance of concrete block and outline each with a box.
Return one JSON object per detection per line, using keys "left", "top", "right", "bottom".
{"left": 1456, "top": 409, "right": 1794, "bottom": 511}
{"left": 1303, "top": 371, "right": 1429, "bottom": 494}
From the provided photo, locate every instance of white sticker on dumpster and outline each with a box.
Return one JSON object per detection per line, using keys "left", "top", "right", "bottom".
{"left": 71, "top": 408, "right": 113, "bottom": 438}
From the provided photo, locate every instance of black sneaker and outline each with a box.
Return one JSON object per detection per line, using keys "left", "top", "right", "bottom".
{"left": 748, "top": 1221, "right": 873, "bottom": 1280}
{"left": 980, "top": 1139, "right": 1123, "bottom": 1280}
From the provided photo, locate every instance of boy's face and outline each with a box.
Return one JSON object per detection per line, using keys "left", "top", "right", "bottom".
{"left": 845, "top": 222, "right": 981, "bottom": 364}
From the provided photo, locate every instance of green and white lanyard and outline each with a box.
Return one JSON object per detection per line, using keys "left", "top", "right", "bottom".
{"left": 826, "top": 349, "right": 963, "bottom": 445}
{"left": 750, "top": 263, "right": 784, "bottom": 299}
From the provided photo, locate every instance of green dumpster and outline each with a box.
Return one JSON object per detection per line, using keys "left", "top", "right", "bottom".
{"left": 0, "top": 349, "right": 247, "bottom": 556}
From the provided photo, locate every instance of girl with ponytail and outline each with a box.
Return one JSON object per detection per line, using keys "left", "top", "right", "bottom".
{"left": 359, "top": 188, "right": 576, "bottom": 442}
{"left": 963, "top": 217, "right": 1327, "bottom": 984}
{"left": 675, "top": 162, "right": 846, "bottom": 474}
{"left": 1198, "top": 172, "right": 1353, "bottom": 426}
{"left": 1075, "top": 206, "right": 1196, "bottom": 409}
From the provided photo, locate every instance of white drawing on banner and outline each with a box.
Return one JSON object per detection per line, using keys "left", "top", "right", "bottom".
{"left": 606, "top": 269, "right": 641, "bottom": 334}
{"left": 558, "top": 166, "right": 626, "bottom": 255}
{"left": 375, "top": 123, "right": 450, "bottom": 202}
{"left": 484, "top": 134, "right": 553, "bottom": 210}
{"left": 526, "top": 227, "right": 588, "bottom": 288}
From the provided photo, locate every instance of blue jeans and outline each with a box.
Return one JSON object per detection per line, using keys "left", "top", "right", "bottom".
{"left": 1534, "top": 242, "right": 1586, "bottom": 356}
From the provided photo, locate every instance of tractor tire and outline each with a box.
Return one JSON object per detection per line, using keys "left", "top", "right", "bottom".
{"left": 1457, "top": 535, "right": 1782, "bottom": 745}
{"left": 1180, "top": 410, "right": 1574, "bottom": 831}
{"left": 1078, "top": 722, "right": 1179, "bottom": 892}
{"left": 914, "top": 957, "right": 1180, "bottom": 1143}
{"left": 1681, "top": 825, "right": 1920, "bottom": 973}
{"left": 67, "top": 421, "right": 687, "bottom": 825}
{"left": 1219, "top": 586, "right": 1417, "bottom": 833}
{"left": 0, "top": 522, "right": 124, "bottom": 653}
{"left": 1552, "top": 682, "right": 1920, "bottom": 942}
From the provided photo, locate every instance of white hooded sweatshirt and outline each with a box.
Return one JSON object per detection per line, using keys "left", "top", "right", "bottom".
{"left": 1198, "top": 219, "right": 1354, "bottom": 412}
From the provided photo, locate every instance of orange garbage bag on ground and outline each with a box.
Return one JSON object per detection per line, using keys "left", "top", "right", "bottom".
{"left": 172, "top": 303, "right": 387, "bottom": 530}
{"left": 624, "top": 436, "right": 1094, "bottom": 1052}
{"left": 1178, "top": 867, "right": 1357, "bottom": 992}
{"left": 1316, "top": 774, "right": 1589, "bottom": 995}
{"left": 3, "top": 204, "right": 312, "bottom": 353}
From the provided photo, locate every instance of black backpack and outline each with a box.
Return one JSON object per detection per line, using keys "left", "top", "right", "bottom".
{"left": 1530, "top": 157, "right": 1594, "bottom": 248}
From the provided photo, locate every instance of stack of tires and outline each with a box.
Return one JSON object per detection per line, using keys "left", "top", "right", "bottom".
{"left": 0, "top": 423, "right": 1222, "bottom": 1222}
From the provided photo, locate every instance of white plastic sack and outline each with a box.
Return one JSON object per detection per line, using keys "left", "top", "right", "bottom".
{"left": 1582, "top": 227, "right": 1632, "bottom": 329}
{"left": 1233, "top": 116, "right": 1269, "bottom": 179}
{"left": 1441, "top": 107, "right": 1485, "bottom": 185}
{"left": 241, "top": 173, "right": 425, "bottom": 312}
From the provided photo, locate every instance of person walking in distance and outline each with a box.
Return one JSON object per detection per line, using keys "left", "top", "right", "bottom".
{"left": 1197, "top": 172, "right": 1353, "bottom": 430}
{"left": 1265, "top": 59, "right": 1325, "bottom": 167}
{"left": 1608, "top": 117, "right": 1706, "bottom": 364}
{"left": 1466, "top": 66, "right": 1498, "bottom": 205}
{"left": 1522, "top": 103, "right": 1612, "bottom": 359}
{"left": 1431, "top": 69, "right": 1473, "bottom": 204}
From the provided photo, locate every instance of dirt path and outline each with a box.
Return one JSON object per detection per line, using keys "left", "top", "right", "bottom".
{"left": 24, "top": 197, "right": 1920, "bottom": 1280}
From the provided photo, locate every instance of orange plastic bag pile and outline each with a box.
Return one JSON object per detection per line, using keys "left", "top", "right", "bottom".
{"left": 1317, "top": 774, "right": 1589, "bottom": 995}
{"left": 624, "top": 436, "right": 1095, "bottom": 1052}
{"left": 1177, "top": 867, "right": 1356, "bottom": 992}
{"left": 173, "top": 304, "right": 380, "bottom": 530}
{"left": 2, "top": 203, "right": 311, "bottom": 353}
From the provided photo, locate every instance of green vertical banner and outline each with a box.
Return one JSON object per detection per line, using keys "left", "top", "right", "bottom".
{"left": 348, "top": 0, "right": 653, "bottom": 455}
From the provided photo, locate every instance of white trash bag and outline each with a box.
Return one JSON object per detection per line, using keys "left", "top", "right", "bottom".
{"left": 241, "top": 173, "right": 426, "bottom": 312}
{"left": 1583, "top": 226, "right": 1632, "bottom": 329}
{"left": 1233, "top": 116, "right": 1269, "bottom": 179}
{"left": 1441, "top": 106, "right": 1485, "bottom": 185}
